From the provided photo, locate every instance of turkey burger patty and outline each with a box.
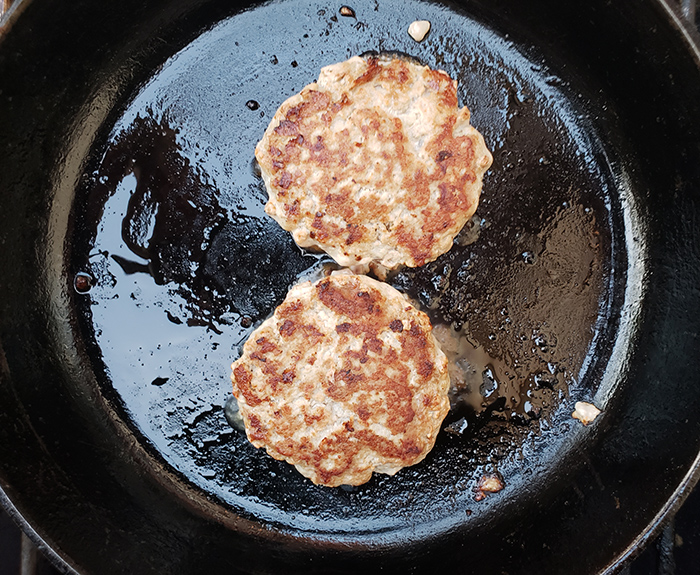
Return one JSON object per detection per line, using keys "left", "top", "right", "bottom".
{"left": 230, "top": 272, "right": 450, "bottom": 487}
{"left": 256, "top": 55, "right": 492, "bottom": 272}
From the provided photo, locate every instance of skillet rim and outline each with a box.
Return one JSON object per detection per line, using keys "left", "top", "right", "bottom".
{"left": 0, "top": 0, "right": 699, "bottom": 573}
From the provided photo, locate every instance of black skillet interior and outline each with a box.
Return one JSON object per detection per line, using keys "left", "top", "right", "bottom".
{"left": 73, "top": 0, "right": 624, "bottom": 537}
{"left": 0, "top": 0, "right": 699, "bottom": 574}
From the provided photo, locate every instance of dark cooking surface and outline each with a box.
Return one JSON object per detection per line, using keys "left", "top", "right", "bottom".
{"left": 1, "top": 0, "right": 699, "bottom": 573}
{"left": 5, "top": 490, "right": 700, "bottom": 574}
{"left": 68, "top": 0, "right": 621, "bottom": 533}
{"left": 9, "top": 494, "right": 700, "bottom": 575}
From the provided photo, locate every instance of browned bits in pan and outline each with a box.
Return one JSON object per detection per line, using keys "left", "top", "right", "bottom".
{"left": 474, "top": 473, "right": 504, "bottom": 501}
{"left": 73, "top": 272, "right": 93, "bottom": 294}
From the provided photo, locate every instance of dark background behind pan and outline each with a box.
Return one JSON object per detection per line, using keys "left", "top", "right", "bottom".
{"left": 3, "top": 487, "right": 700, "bottom": 574}
{"left": 1, "top": 0, "right": 699, "bottom": 573}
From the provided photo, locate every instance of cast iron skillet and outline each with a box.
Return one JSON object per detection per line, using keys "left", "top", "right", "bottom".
{"left": 1, "top": 0, "right": 699, "bottom": 573}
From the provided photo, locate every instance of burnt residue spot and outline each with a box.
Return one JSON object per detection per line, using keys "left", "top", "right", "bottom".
{"left": 246, "top": 100, "right": 260, "bottom": 110}
{"left": 74, "top": 272, "right": 93, "bottom": 293}
{"left": 151, "top": 377, "right": 169, "bottom": 386}
{"left": 291, "top": 60, "right": 299, "bottom": 68}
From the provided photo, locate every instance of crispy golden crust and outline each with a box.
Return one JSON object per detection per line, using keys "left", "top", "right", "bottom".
{"left": 230, "top": 273, "right": 450, "bottom": 487}
{"left": 256, "top": 56, "right": 492, "bottom": 270}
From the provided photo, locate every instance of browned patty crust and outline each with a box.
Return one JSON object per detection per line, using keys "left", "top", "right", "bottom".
{"left": 230, "top": 273, "right": 450, "bottom": 487}
{"left": 256, "top": 55, "right": 493, "bottom": 271}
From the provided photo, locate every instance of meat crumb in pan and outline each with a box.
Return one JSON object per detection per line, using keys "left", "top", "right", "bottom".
{"left": 572, "top": 401, "right": 602, "bottom": 425}
{"left": 408, "top": 20, "right": 431, "bottom": 42}
{"left": 474, "top": 473, "right": 504, "bottom": 501}
{"left": 256, "top": 55, "right": 492, "bottom": 274}
{"left": 230, "top": 272, "right": 450, "bottom": 487}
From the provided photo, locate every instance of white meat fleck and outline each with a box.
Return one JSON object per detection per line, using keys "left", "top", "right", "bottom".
{"left": 572, "top": 401, "right": 602, "bottom": 425}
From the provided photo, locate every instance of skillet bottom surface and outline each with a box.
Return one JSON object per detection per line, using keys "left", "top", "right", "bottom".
{"left": 71, "top": 0, "right": 626, "bottom": 538}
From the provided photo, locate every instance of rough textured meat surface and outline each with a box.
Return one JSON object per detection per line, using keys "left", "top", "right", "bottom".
{"left": 230, "top": 273, "right": 450, "bottom": 487}
{"left": 256, "top": 55, "right": 493, "bottom": 271}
